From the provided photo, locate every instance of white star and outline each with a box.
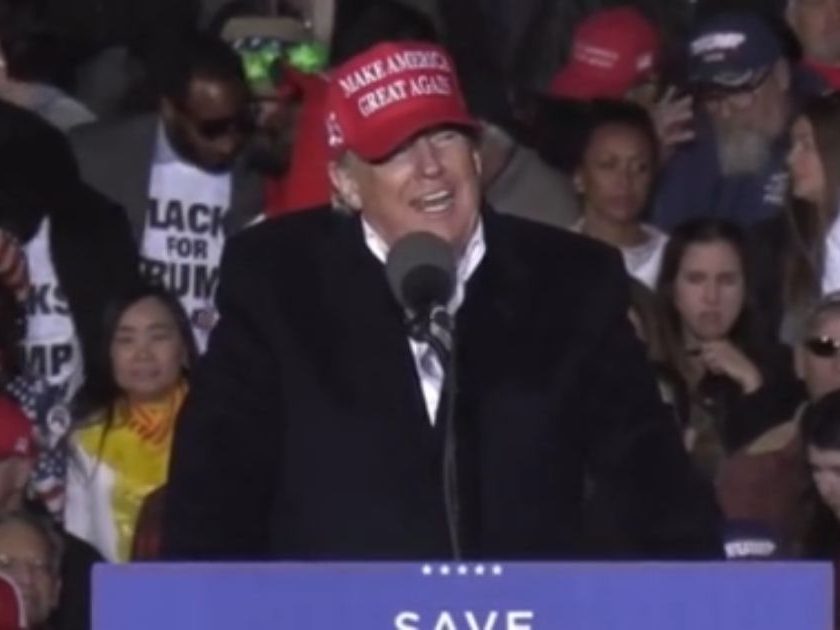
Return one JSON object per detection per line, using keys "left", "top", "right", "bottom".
{"left": 491, "top": 565, "right": 503, "bottom": 576}
{"left": 422, "top": 565, "right": 433, "bottom": 576}
{"left": 457, "top": 565, "right": 469, "bottom": 576}
{"left": 440, "top": 565, "right": 451, "bottom": 576}
{"left": 474, "top": 565, "right": 486, "bottom": 576}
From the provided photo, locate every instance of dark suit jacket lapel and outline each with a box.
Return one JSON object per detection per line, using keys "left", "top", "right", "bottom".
{"left": 452, "top": 210, "right": 535, "bottom": 554}
{"left": 225, "top": 162, "right": 264, "bottom": 235}
{"left": 315, "top": 212, "right": 433, "bottom": 439}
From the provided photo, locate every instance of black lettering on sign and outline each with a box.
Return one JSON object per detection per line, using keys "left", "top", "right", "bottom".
{"left": 148, "top": 198, "right": 226, "bottom": 237}
{"left": 149, "top": 198, "right": 184, "bottom": 232}
{"left": 54, "top": 287, "right": 70, "bottom": 316}
{"left": 193, "top": 240, "right": 208, "bottom": 260}
{"left": 194, "top": 265, "right": 220, "bottom": 299}
{"left": 26, "top": 285, "right": 71, "bottom": 317}
{"left": 140, "top": 259, "right": 219, "bottom": 300}
{"left": 26, "top": 345, "right": 46, "bottom": 376}
{"left": 140, "top": 258, "right": 168, "bottom": 288}
{"left": 24, "top": 343, "right": 74, "bottom": 378}
{"left": 27, "top": 285, "right": 50, "bottom": 316}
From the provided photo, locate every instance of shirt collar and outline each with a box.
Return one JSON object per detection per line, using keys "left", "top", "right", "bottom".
{"left": 362, "top": 216, "right": 486, "bottom": 311}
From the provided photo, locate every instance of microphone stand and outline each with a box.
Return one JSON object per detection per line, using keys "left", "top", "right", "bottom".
{"left": 410, "top": 307, "right": 462, "bottom": 560}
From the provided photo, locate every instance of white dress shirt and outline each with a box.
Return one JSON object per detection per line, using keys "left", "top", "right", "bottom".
{"left": 363, "top": 219, "right": 486, "bottom": 424}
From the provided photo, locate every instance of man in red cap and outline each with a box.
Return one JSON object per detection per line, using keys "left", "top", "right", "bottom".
{"left": 549, "top": 5, "right": 694, "bottom": 156}
{"left": 0, "top": 396, "right": 35, "bottom": 515}
{"left": 787, "top": 0, "right": 840, "bottom": 91}
{"left": 0, "top": 572, "right": 25, "bottom": 630}
{"left": 163, "top": 40, "right": 720, "bottom": 561}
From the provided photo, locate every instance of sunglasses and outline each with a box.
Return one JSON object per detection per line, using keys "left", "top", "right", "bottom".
{"left": 805, "top": 336, "right": 840, "bottom": 357}
{"left": 193, "top": 114, "right": 254, "bottom": 140}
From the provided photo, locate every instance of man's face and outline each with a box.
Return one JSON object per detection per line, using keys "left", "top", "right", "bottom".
{"left": 0, "top": 521, "right": 60, "bottom": 626}
{"left": 244, "top": 93, "right": 302, "bottom": 175}
{"left": 796, "top": 311, "right": 840, "bottom": 399}
{"left": 162, "top": 76, "right": 251, "bottom": 173}
{"left": 788, "top": 0, "right": 840, "bottom": 63}
{"left": 700, "top": 62, "right": 790, "bottom": 175}
{"left": 331, "top": 127, "right": 482, "bottom": 253}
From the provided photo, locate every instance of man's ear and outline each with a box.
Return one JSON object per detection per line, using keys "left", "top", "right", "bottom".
{"left": 328, "top": 159, "right": 363, "bottom": 210}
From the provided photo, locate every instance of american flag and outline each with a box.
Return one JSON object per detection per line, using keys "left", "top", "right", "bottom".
{"left": 6, "top": 372, "right": 71, "bottom": 521}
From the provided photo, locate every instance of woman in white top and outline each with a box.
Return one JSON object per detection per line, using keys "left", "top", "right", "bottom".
{"left": 572, "top": 100, "right": 667, "bottom": 288}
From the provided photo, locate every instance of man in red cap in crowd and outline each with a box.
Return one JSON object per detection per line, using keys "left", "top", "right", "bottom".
{"left": 0, "top": 393, "right": 101, "bottom": 630}
{"left": 0, "top": 572, "right": 25, "bottom": 630}
{"left": 261, "top": 66, "right": 332, "bottom": 216}
{"left": 0, "top": 397, "right": 59, "bottom": 630}
{"left": 787, "top": 0, "right": 840, "bottom": 91}
{"left": 163, "top": 40, "right": 720, "bottom": 561}
{"left": 549, "top": 5, "right": 694, "bottom": 156}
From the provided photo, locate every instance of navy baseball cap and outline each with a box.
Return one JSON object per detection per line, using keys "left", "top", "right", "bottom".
{"left": 689, "top": 12, "right": 782, "bottom": 91}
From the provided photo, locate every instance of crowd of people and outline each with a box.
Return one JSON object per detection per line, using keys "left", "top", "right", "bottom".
{"left": 1, "top": 0, "right": 840, "bottom": 628}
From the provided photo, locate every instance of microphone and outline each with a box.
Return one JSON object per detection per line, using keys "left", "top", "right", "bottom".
{"left": 385, "top": 231, "right": 462, "bottom": 559}
{"left": 385, "top": 231, "right": 455, "bottom": 317}
{"left": 386, "top": 232, "right": 456, "bottom": 359}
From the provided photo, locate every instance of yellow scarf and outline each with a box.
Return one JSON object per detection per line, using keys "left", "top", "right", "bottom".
{"left": 76, "top": 381, "right": 187, "bottom": 561}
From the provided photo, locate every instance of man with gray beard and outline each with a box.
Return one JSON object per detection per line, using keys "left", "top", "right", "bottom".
{"left": 653, "top": 11, "right": 794, "bottom": 230}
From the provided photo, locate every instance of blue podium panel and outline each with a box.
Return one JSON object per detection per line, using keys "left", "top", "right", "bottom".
{"left": 93, "top": 562, "right": 832, "bottom": 630}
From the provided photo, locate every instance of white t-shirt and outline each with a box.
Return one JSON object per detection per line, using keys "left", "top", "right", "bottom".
{"left": 572, "top": 220, "right": 668, "bottom": 289}
{"left": 822, "top": 214, "right": 840, "bottom": 295}
{"left": 22, "top": 217, "right": 84, "bottom": 397}
{"left": 140, "top": 131, "right": 232, "bottom": 352}
{"left": 622, "top": 225, "right": 669, "bottom": 289}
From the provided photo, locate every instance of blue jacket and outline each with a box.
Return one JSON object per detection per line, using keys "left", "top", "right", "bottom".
{"left": 652, "top": 112, "right": 789, "bottom": 230}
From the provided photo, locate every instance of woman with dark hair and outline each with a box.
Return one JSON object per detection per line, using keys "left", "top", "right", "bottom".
{"left": 64, "top": 285, "right": 197, "bottom": 562}
{"left": 753, "top": 93, "right": 840, "bottom": 343}
{"left": 572, "top": 100, "right": 667, "bottom": 289}
{"left": 656, "top": 218, "right": 802, "bottom": 482}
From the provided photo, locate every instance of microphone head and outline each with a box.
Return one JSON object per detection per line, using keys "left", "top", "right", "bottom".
{"left": 385, "top": 231, "right": 456, "bottom": 313}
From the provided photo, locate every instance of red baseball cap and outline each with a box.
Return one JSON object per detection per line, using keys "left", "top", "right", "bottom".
{"left": 0, "top": 572, "right": 25, "bottom": 629}
{"left": 325, "top": 41, "right": 476, "bottom": 161}
{"left": 550, "top": 7, "right": 660, "bottom": 100}
{"left": 0, "top": 396, "right": 34, "bottom": 460}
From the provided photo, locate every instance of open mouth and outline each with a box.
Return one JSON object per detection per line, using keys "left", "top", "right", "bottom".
{"left": 414, "top": 190, "right": 454, "bottom": 214}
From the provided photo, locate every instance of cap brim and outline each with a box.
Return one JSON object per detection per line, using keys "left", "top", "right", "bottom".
{"left": 550, "top": 64, "right": 634, "bottom": 100}
{"left": 350, "top": 106, "right": 478, "bottom": 162}
{"left": 690, "top": 65, "right": 771, "bottom": 92}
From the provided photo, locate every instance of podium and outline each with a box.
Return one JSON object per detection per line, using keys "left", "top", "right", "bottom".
{"left": 93, "top": 562, "right": 832, "bottom": 629}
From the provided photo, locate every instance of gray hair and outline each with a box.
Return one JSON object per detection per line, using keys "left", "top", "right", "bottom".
{"left": 799, "top": 291, "right": 840, "bottom": 340}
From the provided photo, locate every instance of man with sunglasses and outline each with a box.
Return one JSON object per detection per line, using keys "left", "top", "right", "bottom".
{"left": 70, "top": 32, "right": 263, "bottom": 352}
{"left": 653, "top": 11, "right": 795, "bottom": 230}
{"left": 715, "top": 293, "right": 840, "bottom": 554}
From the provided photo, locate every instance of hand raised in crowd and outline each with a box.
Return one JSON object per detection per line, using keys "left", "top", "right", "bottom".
{"left": 0, "top": 228, "right": 28, "bottom": 302}
{"left": 650, "top": 86, "right": 694, "bottom": 160}
{"left": 693, "top": 339, "right": 763, "bottom": 394}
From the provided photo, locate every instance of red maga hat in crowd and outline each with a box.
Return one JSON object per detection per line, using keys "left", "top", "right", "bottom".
{"left": 550, "top": 6, "right": 660, "bottom": 100}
